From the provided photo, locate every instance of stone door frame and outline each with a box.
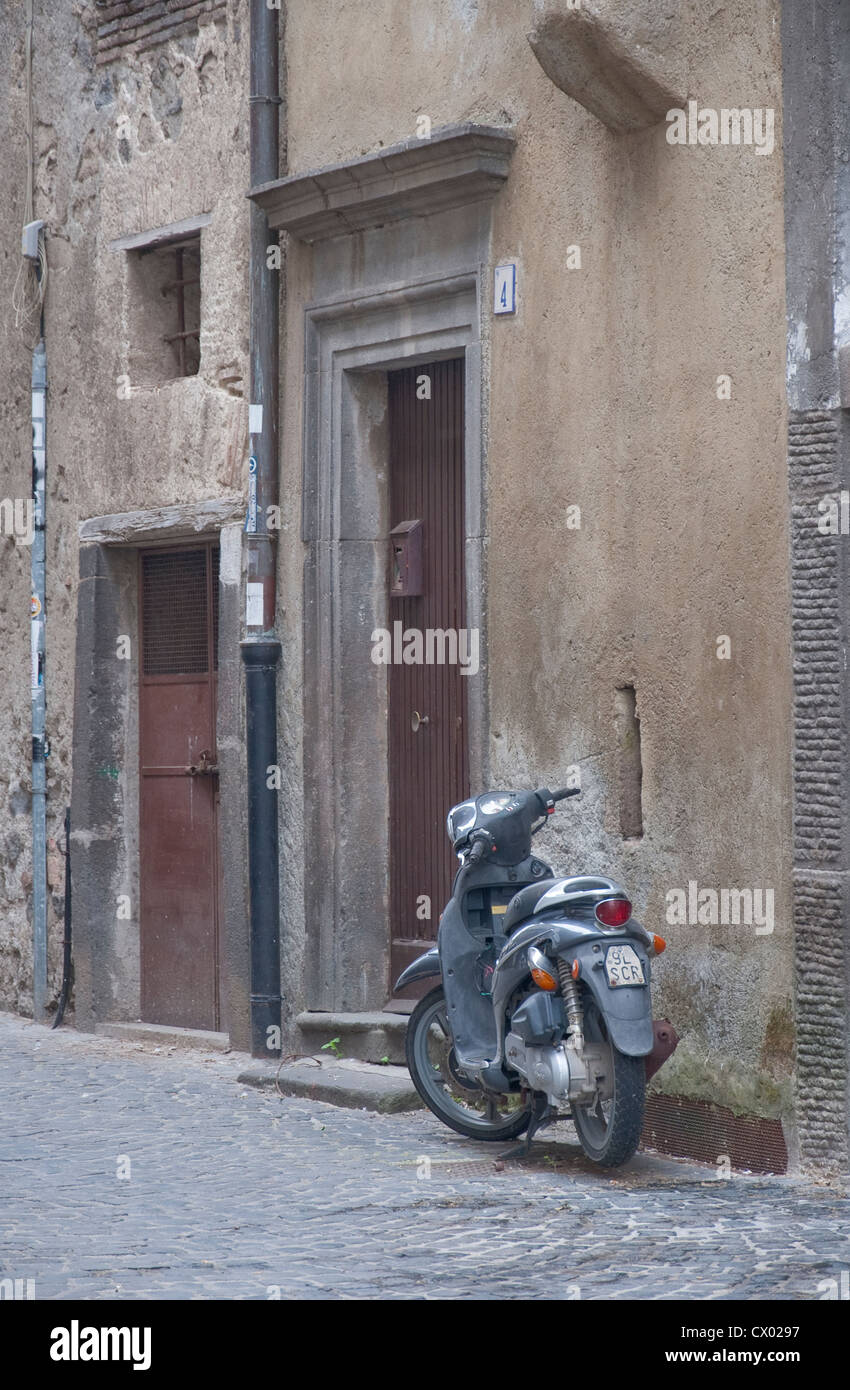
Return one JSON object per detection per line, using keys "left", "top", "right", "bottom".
{"left": 69, "top": 499, "right": 248, "bottom": 1040}
{"left": 302, "top": 272, "right": 488, "bottom": 1010}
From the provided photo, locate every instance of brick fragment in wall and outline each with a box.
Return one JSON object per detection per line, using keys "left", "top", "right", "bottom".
{"left": 788, "top": 412, "right": 843, "bottom": 867}
{"left": 97, "top": 0, "right": 208, "bottom": 43}
{"left": 97, "top": 3, "right": 227, "bottom": 59}
{"left": 95, "top": 0, "right": 228, "bottom": 66}
{"left": 46, "top": 850, "right": 63, "bottom": 891}
{"left": 792, "top": 872, "right": 849, "bottom": 1164}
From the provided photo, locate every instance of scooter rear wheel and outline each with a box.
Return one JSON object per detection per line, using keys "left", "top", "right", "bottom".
{"left": 572, "top": 1000, "right": 646, "bottom": 1167}
{"left": 406, "top": 986, "right": 532, "bottom": 1141}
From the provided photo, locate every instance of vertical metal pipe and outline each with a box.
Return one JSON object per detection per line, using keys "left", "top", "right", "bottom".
{"left": 242, "top": 0, "right": 282, "bottom": 1056}
{"left": 31, "top": 337, "right": 47, "bottom": 1021}
{"left": 242, "top": 641, "right": 281, "bottom": 1053}
{"left": 51, "top": 806, "right": 72, "bottom": 1029}
{"left": 175, "top": 246, "right": 186, "bottom": 378}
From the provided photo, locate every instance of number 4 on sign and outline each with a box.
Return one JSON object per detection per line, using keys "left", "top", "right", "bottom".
{"left": 494, "top": 264, "right": 517, "bottom": 315}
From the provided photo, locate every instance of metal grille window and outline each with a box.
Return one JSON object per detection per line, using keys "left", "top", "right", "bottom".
{"left": 141, "top": 547, "right": 219, "bottom": 676}
{"left": 211, "top": 547, "right": 220, "bottom": 670}
{"left": 153, "top": 236, "right": 200, "bottom": 378}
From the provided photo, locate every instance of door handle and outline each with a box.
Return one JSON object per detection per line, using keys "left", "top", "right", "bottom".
{"left": 411, "top": 711, "right": 430, "bottom": 733}
{"left": 185, "top": 749, "right": 219, "bottom": 776}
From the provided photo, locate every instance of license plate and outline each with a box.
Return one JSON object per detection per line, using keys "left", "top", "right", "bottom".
{"left": 605, "top": 943, "right": 645, "bottom": 987}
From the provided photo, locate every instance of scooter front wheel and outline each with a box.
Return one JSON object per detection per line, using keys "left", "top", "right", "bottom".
{"left": 406, "top": 986, "right": 532, "bottom": 1142}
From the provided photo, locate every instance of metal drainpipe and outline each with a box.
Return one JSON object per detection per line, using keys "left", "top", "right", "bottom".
{"left": 51, "top": 805, "right": 72, "bottom": 1029}
{"left": 242, "top": 0, "right": 282, "bottom": 1057}
{"left": 31, "top": 334, "right": 47, "bottom": 1022}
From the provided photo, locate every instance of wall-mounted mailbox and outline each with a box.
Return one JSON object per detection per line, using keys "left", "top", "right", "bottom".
{"left": 389, "top": 519, "right": 423, "bottom": 597}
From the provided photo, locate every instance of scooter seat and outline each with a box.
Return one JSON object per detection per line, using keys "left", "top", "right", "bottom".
{"left": 502, "top": 879, "right": 556, "bottom": 935}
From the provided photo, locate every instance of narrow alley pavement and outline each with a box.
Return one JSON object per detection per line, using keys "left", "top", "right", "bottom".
{"left": 1, "top": 1012, "right": 848, "bottom": 1301}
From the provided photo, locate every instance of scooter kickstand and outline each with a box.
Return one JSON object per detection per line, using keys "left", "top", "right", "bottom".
{"left": 498, "top": 1095, "right": 552, "bottom": 1162}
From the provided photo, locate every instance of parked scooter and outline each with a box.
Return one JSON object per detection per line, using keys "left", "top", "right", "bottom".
{"left": 397, "top": 785, "right": 672, "bottom": 1167}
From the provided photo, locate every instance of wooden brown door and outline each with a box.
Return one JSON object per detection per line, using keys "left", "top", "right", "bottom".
{"left": 139, "top": 543, "right": 222, "bottom": 1030}
{"left": 388, "top": 359, "right": 469, "bottom": 989}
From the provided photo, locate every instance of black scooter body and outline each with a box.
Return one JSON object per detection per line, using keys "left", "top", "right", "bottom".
{"left": 395, "top": 853, "right": 551, "bottom": 1061}
{"left": 395, "top": 808, "right": 655, "bottom": 1092}
{"left": 398, "top": 786, "right": 665, "bottom": 1164}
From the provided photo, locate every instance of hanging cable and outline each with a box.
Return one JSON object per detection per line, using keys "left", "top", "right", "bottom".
{"left": 12, "top": 0, "right": 47, "bottom": 341}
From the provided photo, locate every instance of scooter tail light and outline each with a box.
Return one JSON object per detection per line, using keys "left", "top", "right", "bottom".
{"left": 595, "top": 897, "right": 632, "bottom": 928}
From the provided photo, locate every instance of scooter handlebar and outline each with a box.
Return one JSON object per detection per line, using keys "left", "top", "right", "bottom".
{"left": 550, "top": 786, "right": 581, "bottom": 801}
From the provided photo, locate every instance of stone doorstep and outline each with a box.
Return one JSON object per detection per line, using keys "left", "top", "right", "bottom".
{"left": 295, "top": 1010, "right": 409, "bottom": 1066}
{"left": 95, "top": 1022, "right": 231, "bottom": 1053}
{"left": 238, "top": 1055, "right": 422, "bottom": 1115}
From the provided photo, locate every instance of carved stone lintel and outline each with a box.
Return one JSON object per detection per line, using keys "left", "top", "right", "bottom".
{"left": 528, "top": 4, "right": 685, "bottom": 134}
{"left": 249, "top": 124, "right": 516, "bottom": 243}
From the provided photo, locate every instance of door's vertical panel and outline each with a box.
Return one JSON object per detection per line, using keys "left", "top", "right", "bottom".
{"left": 388, "top": 360, "right": 468, "bottom": 988}
{"left": 139, "top": 543, "right": 220, "bottom": 1029}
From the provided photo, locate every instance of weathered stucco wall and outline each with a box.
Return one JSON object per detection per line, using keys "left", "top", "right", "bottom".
{"left": 0, "top": 0, "right": 252, "bottom": 1016}
{"left": 279, "top": 0, "right": 792, "bottom": 1120}
{"left": 0, "top": 0, "right": 797, "bottom": 1140}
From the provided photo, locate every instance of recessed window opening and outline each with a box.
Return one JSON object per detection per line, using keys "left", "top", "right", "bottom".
{"left": 127, "top": 232, "right": 201, "bottom": 384}
{"left": 615, "top": 683, "right": 644, "bottom": 839}
{"left": 147, "top": 234, "right": 201, "bottom": 377}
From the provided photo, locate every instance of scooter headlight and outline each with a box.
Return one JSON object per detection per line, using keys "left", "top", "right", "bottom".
{"left": 446, "top": 799, "right": 476, "bottom": 846}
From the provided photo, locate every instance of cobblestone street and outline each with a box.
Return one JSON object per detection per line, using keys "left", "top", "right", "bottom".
{"left": 1, "top": 1012, "right": 848, "bottom": 1301}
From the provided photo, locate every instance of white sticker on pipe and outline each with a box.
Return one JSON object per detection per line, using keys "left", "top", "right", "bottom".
{"left": 246, "top": 582, "right": 264, "bottom": 626}
{"left": 249, "top": 403, "right": 263, "bottom": 435}
{"left": 31, "top": 619, "right": 41, "bottom": 690}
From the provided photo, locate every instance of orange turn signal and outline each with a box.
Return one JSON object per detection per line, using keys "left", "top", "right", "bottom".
{"left": 571, "top": 958, "right": 580, "bottom": 980}
{"left": 652, "top": 934, "right": 666, "bottom": 955}
{"left": 531, "top": 967, "right": 558, "bottom": 991}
